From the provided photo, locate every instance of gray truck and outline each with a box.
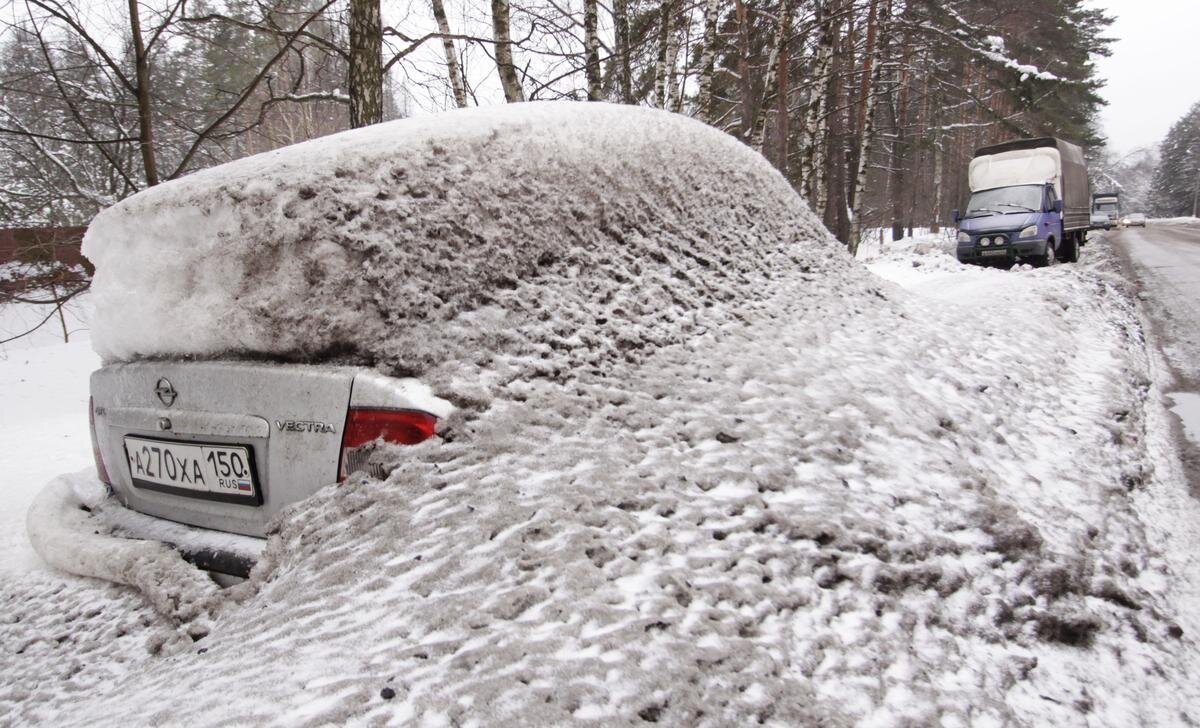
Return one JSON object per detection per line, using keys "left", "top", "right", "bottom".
{"left": 1091, "top": 191, "right": 1121, "bottom": 229}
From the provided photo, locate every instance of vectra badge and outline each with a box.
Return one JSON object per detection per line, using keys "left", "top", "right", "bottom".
{"left": 155, "top": 378, "right": 177, "bottom": 407}
{"left": 274, "top": 420, "right": 337, "bottom": 434}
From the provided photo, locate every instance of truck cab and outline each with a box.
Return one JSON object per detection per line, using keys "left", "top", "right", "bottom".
{"left": 955, "top": 182, "right": 1064, "bottom": 266}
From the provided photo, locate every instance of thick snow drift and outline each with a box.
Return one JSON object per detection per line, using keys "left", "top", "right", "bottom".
{"left": 13, "top": 240, "right": 1194, "bottom": 725}
{"left": 84, "top": 103, "right": 840, "bottom": 403}
{"left": 9, "top": 107, "right": 1193, "bottom": 725}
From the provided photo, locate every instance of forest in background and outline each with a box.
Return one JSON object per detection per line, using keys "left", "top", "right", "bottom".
{"left": 0, "top": 0, "right": 1181, "bottom": 250}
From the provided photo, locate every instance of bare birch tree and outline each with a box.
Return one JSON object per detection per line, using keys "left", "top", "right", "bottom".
{"left": 491, "top": 0, "right": 525, "bottom": 102}
{"left": 431, "top": 0, "right": 469, "bottom": 107}
{"left": 696, "top": 0, "right": 720, "bottom": 121}
{"left": 583, "top": 0, "right": 601, "bottom": 100}
{"left": 748, "top": 0, "right": 792, "bottom": 151}
{"left": 348, "top": 0, "right": 383, "bottom": 126}
{"left": 846, "top": 0, "right": 886, "bottom": 254}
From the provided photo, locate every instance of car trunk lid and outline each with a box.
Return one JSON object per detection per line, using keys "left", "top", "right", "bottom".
{"left": 91, "top": 361, "right": 356, "bottom": 537}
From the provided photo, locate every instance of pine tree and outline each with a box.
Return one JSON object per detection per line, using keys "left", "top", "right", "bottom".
{"left": 1149, "top": 102, "right": 1200, "bottom": 218}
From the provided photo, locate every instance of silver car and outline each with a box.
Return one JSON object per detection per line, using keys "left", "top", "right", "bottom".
{"left": 57, "top": 102, "right": 786, "bottom": 581}
{"left": 88, "top": 362, "right": 451, "bottom": 574}
{"left": 1121, "top": 213, "right": 1147, "bottom": 227}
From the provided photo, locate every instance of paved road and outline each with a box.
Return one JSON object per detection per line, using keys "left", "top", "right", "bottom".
{"left": 1115, "top": 221, "right": 1200, "bottom": 490}
{"left": 1118, "top": 223, "right": 1200, "bottom": 383}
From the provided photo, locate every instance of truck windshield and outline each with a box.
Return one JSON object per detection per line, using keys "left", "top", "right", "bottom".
{"left": 965, "top": 185, "right": 1043, "bottom": 217}
{"left": 1094, "top": 203, "right": 1118, "bottom": 212}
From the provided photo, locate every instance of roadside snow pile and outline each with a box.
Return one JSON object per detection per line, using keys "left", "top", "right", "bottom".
{"left": 857, "top": 228, "right": 964, "bottom": 279}
{"left": 22, "top": 235, "right": 1200, "bottom": 726}
{"left": 1148, "top": 217, "right": 1200, "bottom": 226}
{"left": 84, "top": 102, "right": 841, "bottom": 406}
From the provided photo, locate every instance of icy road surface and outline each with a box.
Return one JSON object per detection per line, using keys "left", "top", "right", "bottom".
{"left": 1114, "top": 220, "right": 1200, "bottom": 489}
{"left": 4, "top": 238, "right": 1200, "bottom": 726}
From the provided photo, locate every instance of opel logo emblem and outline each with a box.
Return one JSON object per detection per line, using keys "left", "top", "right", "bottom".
{"left": 155, "top": 378, "right": 177, "bottom": 407}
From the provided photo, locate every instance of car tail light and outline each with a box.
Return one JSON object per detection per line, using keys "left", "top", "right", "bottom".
{"left": 338, "top": 408, "right": 438, "bottom": 481}
{"left": 89, "top": 397, "right": 111, "bottom": 485}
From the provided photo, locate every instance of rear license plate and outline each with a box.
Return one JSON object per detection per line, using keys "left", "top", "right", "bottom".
{"left": 980, "top": 250, "right": 1008, "bottom": 257}
{"left": 124, "top": 436, "right": 260, "bottom": 504}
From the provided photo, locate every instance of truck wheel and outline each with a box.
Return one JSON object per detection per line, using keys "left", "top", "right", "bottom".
{"left": 1036, "top": 240, "right": 1056, "bottom": 268}
{"left": 1061, "top": 234, "right": 1079, "bottom": 263}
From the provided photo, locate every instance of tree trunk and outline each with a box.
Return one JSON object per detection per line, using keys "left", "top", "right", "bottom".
{"left": 749, "top": 0, "right": 792, "bottom": 152}
{"left": 889, "top": 37, "right": 912, "bottom": 241}
{"left": 797, "top": 2, "right": 833, "bottom": 203}
{"left": 654, "top": 1, "right": 673, "bottom": 108}
{"left": 811, "top": 12, "right": 842, "bottom": 222}
{"left": 613, "top": 0, "right": 632, "bottom": 103}
{"left": 431, "top": 0, "right": 467, "bottom": 108}
{"left": 349, "top": 0, "right": 383, "bottom": 127}
{"left": 775, "top": 35, "right": 791, "bottom": 173}
{"left": 846, "top": 0, "right": 875, "bottom": 212}
{"left": 847, "top": 0, "right": 888, "bottom": 256}
{"left": 584, "top": 0, "right": 601, "bottom": 100}
{"left": 491, "top": 0, "right": 525, "bottom": 102}
{"left": 666, "top": 20, "right": 684, "bottom": 113}
{"left": 930, "top": 141, "right": 944, "bottom": 233}
{"left": 734, "top": 0, "right": 752, "bottom": 138}
{"left": 127, "top": 0, "right": 158, "bottom": 186}
{"left": 697, "top": 0, "right": 720, "bottom": 121}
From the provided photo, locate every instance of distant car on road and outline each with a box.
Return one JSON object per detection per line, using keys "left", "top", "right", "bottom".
{"left": 1122, "top": 213, "right": 1147, "bottom": 227}
{"left": 1091, "top": 212, "right": 1114, "bottom": 230}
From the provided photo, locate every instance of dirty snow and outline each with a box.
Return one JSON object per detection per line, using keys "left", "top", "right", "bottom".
{"left": 84, "top": 102, "right": 831, "bottom": 412}
{"left": 8, "top": 253, "right": 1198, "bottom": 722}
{"left": 3, "top": 107, "right": 1199, "bottom": 725}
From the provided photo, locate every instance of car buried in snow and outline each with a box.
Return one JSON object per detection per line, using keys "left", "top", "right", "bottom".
{"left": 85, "top": 364, "right": 453, "bottom": 575}
{"left": 34, "top": 102, "right": 817, "bottom": 582}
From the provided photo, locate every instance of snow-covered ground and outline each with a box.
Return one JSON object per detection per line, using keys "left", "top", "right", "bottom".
{"left": 3, "top": 235, "right": 1198, "bottom": 726}
{"left": 0, "top": 298, "right": 98, "bottom": 575}
{"left": 2, "top": 107, "right": 1198, "bottom": 725}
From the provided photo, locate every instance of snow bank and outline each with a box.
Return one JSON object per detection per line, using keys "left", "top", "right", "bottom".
{"left": 9, "top": 105, "right": 1192, "bottom": 725}
{"left": 1149, "top": 216, "right": 1200, "bottom": 226}
{"left": 84, "top": 102, "right": 839, "bottom": 404}
{"left": 23, "top": 229, "right": 1197, "bottom": 726}
{"left": 26, "top": 472, "right": 222, "bottom": 629}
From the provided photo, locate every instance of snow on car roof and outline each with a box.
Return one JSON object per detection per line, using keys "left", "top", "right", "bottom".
{"left": 83, "top": 102, "right": 844, "bottom": 405}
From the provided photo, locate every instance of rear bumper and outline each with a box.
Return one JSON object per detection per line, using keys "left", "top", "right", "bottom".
{"left": 29, "top": 471, "right": 265, "bottom": 581}
{"left": 99, "top": 495, "right": 265, "bottom": 577}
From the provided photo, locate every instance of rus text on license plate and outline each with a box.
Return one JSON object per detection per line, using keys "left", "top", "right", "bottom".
{"left": 124, "top": 436, "right": 260, "bottom": 504}
{"left": 980, "top": 250, "right": 1008, "bottom": 257}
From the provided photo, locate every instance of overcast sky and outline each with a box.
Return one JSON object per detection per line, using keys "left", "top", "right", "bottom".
{"left": 1088, "top": 0, "right": 1200, "bottom": 153}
